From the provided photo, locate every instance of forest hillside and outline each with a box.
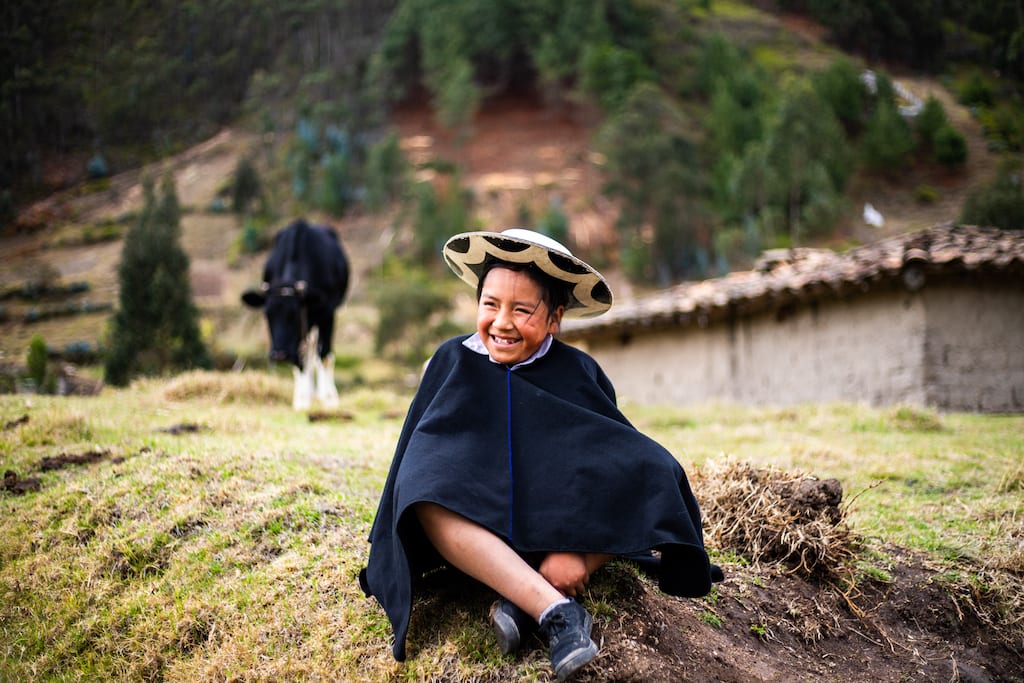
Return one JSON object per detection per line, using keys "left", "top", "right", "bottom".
{"left": 1, "top": 0, "right": 1022, "bottom": 367}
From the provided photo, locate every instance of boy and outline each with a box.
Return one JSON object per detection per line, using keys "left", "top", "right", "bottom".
{"left": 361, "top": 229, "right": 715, "bottom": 681}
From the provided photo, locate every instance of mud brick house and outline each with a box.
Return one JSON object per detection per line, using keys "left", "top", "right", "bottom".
{"left": 561, "top": 225, "right": 1024, "bottom": 413}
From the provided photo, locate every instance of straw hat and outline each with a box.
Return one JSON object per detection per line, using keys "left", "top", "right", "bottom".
{"left": 442, "top": 228, "right": 612, "bottom": 318}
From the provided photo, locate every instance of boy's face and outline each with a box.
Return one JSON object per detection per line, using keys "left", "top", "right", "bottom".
{"left": 476, "top": 267, "right": 564, "bottom": 366}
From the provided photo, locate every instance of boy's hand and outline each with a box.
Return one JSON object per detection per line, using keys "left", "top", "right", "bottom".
{"left": 539, "top": 552, "right": 589, "bottom": 596}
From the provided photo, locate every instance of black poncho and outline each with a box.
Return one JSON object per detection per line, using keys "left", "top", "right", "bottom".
{"left": 360, "top": 335, "right": 712, "bottom": 660}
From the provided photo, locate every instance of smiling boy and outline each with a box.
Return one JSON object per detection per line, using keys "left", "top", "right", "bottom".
{"left": 360, "top": 229, "right": 715, "bottom": 681}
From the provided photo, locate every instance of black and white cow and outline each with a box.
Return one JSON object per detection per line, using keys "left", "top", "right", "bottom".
{"left": 242, "top": 219, "right": 350, "bottom": 410}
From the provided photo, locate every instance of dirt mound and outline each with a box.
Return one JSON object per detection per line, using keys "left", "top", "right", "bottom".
{"left": 404, "top": 461, "right": 1022, "bottom": 682}
{"left": 584, "top": 551, "right": 1020, "bottom": 683}
{"left": 582, "top": 462, "right": 1022, "bottom": 682}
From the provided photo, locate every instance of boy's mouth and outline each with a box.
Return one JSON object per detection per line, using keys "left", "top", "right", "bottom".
{"left": 490, "top": 334, "right": 520, "bottom": 347}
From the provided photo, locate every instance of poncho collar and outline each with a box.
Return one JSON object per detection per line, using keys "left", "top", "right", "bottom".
{"left": 462, "top": 332, "right": 554, "bottom": 370}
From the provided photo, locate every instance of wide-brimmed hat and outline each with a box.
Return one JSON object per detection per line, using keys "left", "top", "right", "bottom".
{"left": 442, "top": 228, "right": 613, "bottom": 318}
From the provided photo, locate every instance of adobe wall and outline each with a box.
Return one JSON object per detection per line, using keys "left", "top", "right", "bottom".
{"left": 580, "top": 290, "right": 931, "bottom": 408}
{"left": 921, "top": 285, "right": 1024, "bottom": 412}
{"left": 581, "top": 285, "right": 1024, "bottom": 412}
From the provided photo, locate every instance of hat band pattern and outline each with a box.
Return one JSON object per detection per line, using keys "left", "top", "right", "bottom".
{"left": 444, "top": 234, "right": 612, "bottom": 318}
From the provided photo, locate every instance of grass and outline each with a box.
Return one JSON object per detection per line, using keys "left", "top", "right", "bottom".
{"left": 2, "top": 377, "right": 1022, "bottom": 681}
{"left": 631, "top": 401, "right": 1023, "bottom": 567}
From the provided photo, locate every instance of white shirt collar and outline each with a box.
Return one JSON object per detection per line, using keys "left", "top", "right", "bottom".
{"left": 463, "top": 333, "right": 553, "bottom": 370}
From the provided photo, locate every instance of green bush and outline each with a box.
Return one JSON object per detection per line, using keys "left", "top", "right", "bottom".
{"left": 986, "top": 101, "right": 1024, "bottom": 151}
{"left": 914, "top": 185, "right": 940, "bottom": 204}
{"left": 694, "top": 33, "right": 743, "bottom": 98}
{"left": 536, "top": 197, "right": 569, "bottom": 245}
{"left": 317, "top": 152, "right": 353, "bottom": 217}
{"left": 579, "top": 42, "right": 654, "bottom": 112}
{"left": 232, "top": 156, "right": 262, "bottom": 215}
{"left": 27, "top": 334, "right": 49, "bottom": 389}
{"left": 961, "top": 161, "right": 1024, "bottom": 229}
{"left": 365, "top": 132, "right": 410, "bottom": 212}
{"left": 104, "top": 174, "right": 211, "bottom": 386}
{"left": 373, "top": 259, "right": 456, "bottom": 365}
{"left": 956, "top": 71, "right": 995, "bottom": 107}
{"left": 934, "top": 124, "right": 968, "bottom": 167}
{"left": 813, "top": 57, "right": 867, "bottom": 132}
{"left": 410, "top": 172, "right": 473, "bottom": 264}
{"left": 914, "top": 95, "right": 948, "bottom": 148}
{"left": 861, "top": 101, "right": 916, "bottom": 174}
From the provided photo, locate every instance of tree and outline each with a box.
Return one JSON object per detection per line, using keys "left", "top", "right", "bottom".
{"left": 933, "top": 124, "right": 968, "bottom": 167}
{"left": 26, "top": 334, "right": 49, "bottom": 391}
{"left": 731, "top": 77, "right": 852, "bottom": 247}
{"left": 410, "top": 168, "right": 474, "bottom": 265}
{"left": 861, "top": 100, "right": 916, "bottom": 175}
{"left": 961, "top": 160, "right": 1024, "bottom": 230}
{"left": 105, "top": 174, "right": 210, "bottom": 386}
{"left": 812, "top": 56, "right": 867, "bottom": 133}
{"left": 597, "top": 83, "right": 711, "bottom": 283}
{"left": 232, "top": 155, "right": 262, "bottom": 215}
{"left": 365, "top": 131, "right": 411, "bottom": 212}
{"left": 914, "top": 95, "right": 948, "bottom": 149}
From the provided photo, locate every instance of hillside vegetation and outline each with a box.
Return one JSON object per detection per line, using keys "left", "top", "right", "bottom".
{"left": 1, "top": 4, "right": 1023, "bottom": 680}
{"left": 1, "top": 383, "right": 1022, "bottom": 681}
{"left": 2, "top": 0, "right": 1022, "bottom": 373}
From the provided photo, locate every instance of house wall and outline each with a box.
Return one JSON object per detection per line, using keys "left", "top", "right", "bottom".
{"left": 581, "top": 289, "right": 931, "bottom": 408}
{"left": 921, "top": 286, "right": 1024, "bottom": 412}
{"left": 582, "top": 284, "right": 1024, "bottom": 411}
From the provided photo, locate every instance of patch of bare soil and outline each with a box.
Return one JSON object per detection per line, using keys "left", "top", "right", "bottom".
{"left": 579, "top": 551, "right": 1020, "bottom": 683}
{"left": 39, "top": 448, "right": 110, "bottom": 470}
{"left": 406, "top": 462, "right": 1021, "bottom": 682}
{"left": 2, "top": 469, "right": 41, "bottom": 494}
{"left": 409, "top": 546, "right": 1020, "bottom": 683}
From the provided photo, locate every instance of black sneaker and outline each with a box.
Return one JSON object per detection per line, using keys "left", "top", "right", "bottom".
{"left": 489, "top": 598, "right": 535, "bottom": 655}
{"left": 539, "top": 599, "right": 599, "bottom": 681}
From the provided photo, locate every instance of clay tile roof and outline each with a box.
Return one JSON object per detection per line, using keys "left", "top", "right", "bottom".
{"left": 561, "top": 224, "right": 1024, "bottom": 340}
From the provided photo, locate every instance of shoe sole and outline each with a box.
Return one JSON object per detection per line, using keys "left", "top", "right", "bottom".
{"left": 490, "top": 607, "right": 521, "bottom": 655}
{"left": 553, "top": 638, "right": 598, "bottom": 681}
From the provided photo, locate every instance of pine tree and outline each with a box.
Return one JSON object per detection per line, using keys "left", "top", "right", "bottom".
{"left": 104, "top": 174, "right": 211, "bottom": 386}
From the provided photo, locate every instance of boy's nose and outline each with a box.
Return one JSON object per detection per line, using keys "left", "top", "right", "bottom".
{"left": 493, "top": 306, "right": 515, "bottom": 328}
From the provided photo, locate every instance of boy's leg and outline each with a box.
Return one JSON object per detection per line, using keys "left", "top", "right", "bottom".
{"left": 414, "top": 501, "right": 563, "bottom": 620}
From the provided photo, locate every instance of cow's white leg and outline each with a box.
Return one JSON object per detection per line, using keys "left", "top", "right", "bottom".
{"left": 292, "top": 364, "right": 314, "bottom": 410}
{"left": 291, "top": 328, "right": 320, "bottom": 411}
{"left": 315, "top": 353, "right": 340, "bottom": 407}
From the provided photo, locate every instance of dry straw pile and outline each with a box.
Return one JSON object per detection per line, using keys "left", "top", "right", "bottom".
{"left": 695, "top": 458, "right": 856, "bottom": 579}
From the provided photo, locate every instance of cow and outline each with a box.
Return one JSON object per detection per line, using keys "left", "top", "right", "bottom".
{"left": 242, "top": 219, "right": 350, "bottom": 410}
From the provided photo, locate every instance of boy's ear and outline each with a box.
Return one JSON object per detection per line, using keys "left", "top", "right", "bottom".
{"left": 549, "top": 305, "right": 566, "bottom": 331}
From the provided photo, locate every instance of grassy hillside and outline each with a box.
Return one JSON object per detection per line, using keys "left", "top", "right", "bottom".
{"left": 1, "top": 379, "right": 1021, "bottom": 681}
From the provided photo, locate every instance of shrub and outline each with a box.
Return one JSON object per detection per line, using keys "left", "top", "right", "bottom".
{"left": 27, "top": 334, "right": 49, "bottom": 389}
{"left": 934, "top": 124, "right": 968, "bottom": 167}
{"left": 861, "top": 101, "right": 916, "bottom": 174}
{"left": 914, "top": 185, "right": 940, "bottom": 204}
{"left": 956, "top": 70, "right": 995, "bottom": 107}
{"left": 316, "top": 151, "right": 353, "bottom": 217}
{"left": 580, "top": 42, "right": 654, "bottom": 112}
{"left": 365, "top": 132, "right": 410, "bottom": 212}
{"left": 104, "top": 174, "right": 211, "bottom": 386}
{"left": 987, "top": 101, "right": 1024, "bottom": 151}
{"left": 915, "top": 95, "right": 948, "bottom": 148}
{"left": 961, "top": 161, "right": 1024, "bottom": 229}
{"left": 410, "top": 173, "right": 473, "bottom": 264}
{"left": 536, "top": 197, "right": 569, "bottom": 245}
{"left": 373, "top": 259, "right": 455, "bottom": 365}
{"left": 232, "top": 156, "right": 262, "bottom": 215}
{"left": 813, "top": 57, "right": 867, "bottom": 132}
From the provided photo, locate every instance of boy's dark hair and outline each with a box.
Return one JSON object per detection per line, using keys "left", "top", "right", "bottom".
{"left": 476, "top": 258, "right": 571, "bottom": 321}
